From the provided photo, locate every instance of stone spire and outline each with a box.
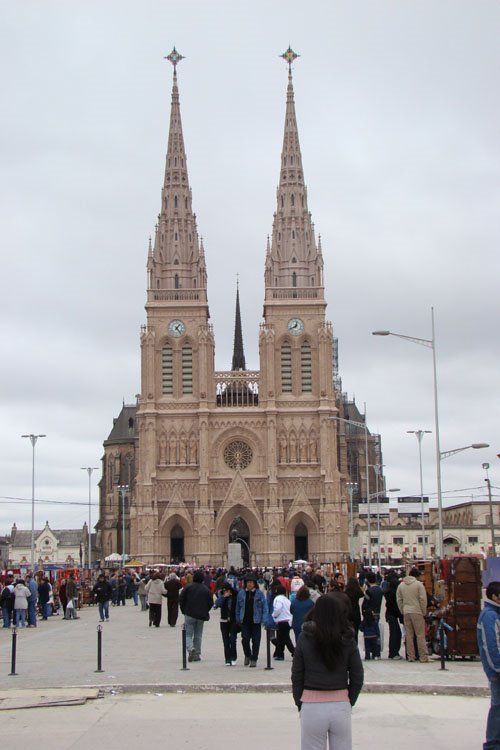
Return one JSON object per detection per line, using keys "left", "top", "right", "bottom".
{"left": 231, "top": 278, "right": 246, "bottom": 371}
{"left": 148, "top": 48, "right": 207, "bottom": 294}
{"left": 265, "top": 47, "right": 323, "bottom": 292}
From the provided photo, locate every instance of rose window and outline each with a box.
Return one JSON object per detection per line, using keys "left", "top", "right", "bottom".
{"left": 223, "top": 440, "right": 253, "bottom": 470}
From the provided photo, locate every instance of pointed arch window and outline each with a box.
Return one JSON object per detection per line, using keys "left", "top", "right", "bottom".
{"left": 174, "top": 274, "right": 180, "bottom": 289}
{"left": 292, "top": 272, "right": 297, "bottom": 287}
{"left": 162, "top": 344, "right": 173, "bottom": 395}
{"left": 174, "top": 195, "right": 178, "bottom": 209}
{"left": 292, "top": 230, "right": 295, "bottom": 239}
{"left": 291, "top": 194, "right": 295, "bottom": 207}
{"left": 281, "top": 196, "right": 284, "bottom": 209}
{"left": 301, "top": 341, "right": 312, "bottom": 393}
{"left": 182, "top": 344, "right": 193, "bottom": 394}
{"left": 281, "top": 342, "right": 292, "bottom": 393}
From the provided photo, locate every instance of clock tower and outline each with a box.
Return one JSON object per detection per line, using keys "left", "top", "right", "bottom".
{"left": 98, "top": 47, "right": 386, "bottom": 567}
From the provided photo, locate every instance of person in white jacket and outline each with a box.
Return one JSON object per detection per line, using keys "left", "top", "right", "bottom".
{"left": 13, "top": 580, "right": 31, "bottom": 628}
{"left": 272, "top": 584, "right": 295, "bottom": 661}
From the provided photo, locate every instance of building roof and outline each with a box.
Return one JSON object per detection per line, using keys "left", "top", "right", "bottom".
{"left": 105, "top": 404, "right": 138, "bottom": 443}
{"left": 11, "top": 528, "right": 84, "bottom": 546}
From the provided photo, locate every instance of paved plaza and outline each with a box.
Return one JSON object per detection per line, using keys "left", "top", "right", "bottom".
{"left": 0, "top": 602, "right": 491, "bottom": 748}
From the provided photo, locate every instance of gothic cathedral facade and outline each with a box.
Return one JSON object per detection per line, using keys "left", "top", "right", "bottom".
{"left": 98, "top": 50, "right": 383, "bottom": 567}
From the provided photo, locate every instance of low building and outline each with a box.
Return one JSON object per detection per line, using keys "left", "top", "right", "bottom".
{"left": 352, "top": 499, "right": 500, "bottom": 563}
{"left": 6, "top": 521, "right": 93, "bottom": 569}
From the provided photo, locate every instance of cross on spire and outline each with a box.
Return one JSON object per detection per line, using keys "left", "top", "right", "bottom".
{"left": 280, "top": 46, "right": 300, "bottom": 74}
{"left": 164, "top": 46, "right": 185, "bottom": 73}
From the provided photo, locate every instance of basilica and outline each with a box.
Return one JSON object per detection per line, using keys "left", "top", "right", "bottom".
{"left": 96, "top": 48, "right": 384, "bottom": 567}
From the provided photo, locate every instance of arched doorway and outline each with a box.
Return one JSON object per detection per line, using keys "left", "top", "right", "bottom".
{"left": 295, "top": 522, "right": 308, "bottom": 561}
{"left": 170, "top": 525, "right": 185, "bottom": 563}
{"left": 229, "top": 516, "right": 250, "bottom": 566}
{"left": 443, "top": 536, "right": 461, "bottom": 557}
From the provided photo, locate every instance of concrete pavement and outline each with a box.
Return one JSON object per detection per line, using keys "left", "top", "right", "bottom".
{"left": 0, "top": 691, "right": 490, "bottom": 749}
{"left": 0, "top": 600, "right": 489, "bottom": 695}
{"left": 0, "top": 603, "right": 492, "bottom": 749}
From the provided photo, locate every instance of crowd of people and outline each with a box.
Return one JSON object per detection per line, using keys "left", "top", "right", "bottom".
{"left": 3, "top": 561, "right": 499, "bottom": 749}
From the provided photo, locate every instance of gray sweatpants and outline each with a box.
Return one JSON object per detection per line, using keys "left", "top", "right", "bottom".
{"left": 300, "top": 701, "right": 352, "bottom": 750}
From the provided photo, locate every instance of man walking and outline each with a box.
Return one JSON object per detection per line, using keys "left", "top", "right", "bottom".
{"left": 93, "top": 574, "right": 113, "bottom": 622}
{"left": 396, "top": 568, "right": 429, "bottom": 662}
{"left": 179, "top": 569, "right": 213, "bottom": 660}
{"left": 478, "top": 581, "right": 500, "bottom": 749}
{"left": 236, "top": 573, "right": 268, "bottom": 667}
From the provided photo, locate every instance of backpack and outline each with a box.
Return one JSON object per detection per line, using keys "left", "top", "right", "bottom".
{"left": 0, "top": 587, "right": 13, "bottom": 606}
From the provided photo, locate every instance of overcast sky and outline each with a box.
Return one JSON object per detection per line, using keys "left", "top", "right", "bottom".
{"left": 0, "top": 0, "right": 498, "bottom": 537}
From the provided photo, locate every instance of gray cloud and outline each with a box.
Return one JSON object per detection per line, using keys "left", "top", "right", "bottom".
{"left": 0, "top": 0, "right": 498, "bottom": 534}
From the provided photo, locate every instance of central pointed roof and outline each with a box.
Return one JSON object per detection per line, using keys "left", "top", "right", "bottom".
{"left": 231, "top": 280, "right": 246, "bottom": 371}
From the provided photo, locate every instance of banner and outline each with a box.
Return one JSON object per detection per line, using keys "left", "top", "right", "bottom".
{"left": 358, "top": 497, "right": 390, "bottom": 518}
{"left": 397, "top": 496, "right": 429, "bottom": 516}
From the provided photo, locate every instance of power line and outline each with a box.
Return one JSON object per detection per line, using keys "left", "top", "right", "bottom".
{"left": 0, "top": 496, "right": 98, "bottom": 507}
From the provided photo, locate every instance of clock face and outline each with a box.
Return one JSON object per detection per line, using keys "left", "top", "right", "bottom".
{"left": 168, "top": 319, "right": 186, "bottom": 337}
{"left": 287, "top": 318, "right": 304, "bottom": 335}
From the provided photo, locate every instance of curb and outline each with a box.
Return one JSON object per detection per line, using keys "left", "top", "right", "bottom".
{"left": 88, "top": 682, "right": 489, "bottom": 698}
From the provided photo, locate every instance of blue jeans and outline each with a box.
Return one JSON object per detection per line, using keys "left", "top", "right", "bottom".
{"left": 241, "top": 622, "right": 262, "bottom": 661}
{"left": 184, "top": 615, "right": 205, "bottom": 656}
{"left": 98, "top": 601, "right": 110, "bottom": 620}
{"left": 27, "top": 600, "right": 37, "bottom": 626}
{"left": 220, "top": 622, "right": 238, "bottom": 662}
{"left": 485, "top": 677, "right": 500, "bottom": 749}
{"left": 2, "top": 606, "right": 12, "bottom": 627}
{"left": 15, "top": 609, "right": 26, "bottom": 627}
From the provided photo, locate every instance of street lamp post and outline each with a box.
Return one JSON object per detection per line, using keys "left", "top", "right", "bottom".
{"left": 21, "top": 433, "right": 46, "bottom": 570}
{"left": 407, "top": 430, "right": 432, "bottom": 560}
{"left": 346, "top": 482, "right": 357, "bottom": 561}
{"left": 438, "top": 443, "right": 489, "bottom": 555}
{"left": 369, "top": 464, "right": 385, "bottom": 564}
{"left": 483, "top": 463, "right": 496, "bottom": 556}
{"left": 118, "top": 485, "right": 129, "bottom": 567}
{"left": 373, "top": 308, "right": 444, "bottom": 556}
{"left": 231, "top": 529, "right": 251, "bottom": 565}
{"left": 81, "top": 467, "right": 99, "bottom": 569}
{"left": 329, "top": 411, "right": 371, "bottom": 565}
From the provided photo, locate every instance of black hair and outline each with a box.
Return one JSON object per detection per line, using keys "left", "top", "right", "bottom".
{"left": 309, "top": 594, "right": 352, "bottom": 670}
{"left": 274, "top": 584, "right": 286, "bottom": 596}
{"left": 486, "top": 582, "right": 500, "bottom": 600}
{"left": 365, "top": 572, "right": 376, "bottom": 584}
{"left": 344, "top": 577, "right": 362, "bottom": 597}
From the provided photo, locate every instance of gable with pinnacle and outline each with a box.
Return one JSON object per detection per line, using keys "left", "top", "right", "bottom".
{"left": 215, "top": 470, "right": 262, "bottom": 534}
{"left": 285, "top": 480, "right": 319, "bottom": 531}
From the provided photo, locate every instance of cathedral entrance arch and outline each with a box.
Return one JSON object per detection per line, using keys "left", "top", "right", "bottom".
{"left": 170, "top": 524, "right": 185, "bottom": 563}
{"left": 229, "top": 516, "right": 250, "bottom": 566}
{"left": 294, "top": 522, "right": 308, "bottom": 561}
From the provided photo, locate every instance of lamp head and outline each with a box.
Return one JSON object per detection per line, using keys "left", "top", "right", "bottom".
{"left": 483, "top": 463, "right": 490, "bottom": 470}
{"left": 372, "top": 330, "right": 390, "bottom": 336}
{"left": 472, "top": 443, "right": 489, "bottom": 449}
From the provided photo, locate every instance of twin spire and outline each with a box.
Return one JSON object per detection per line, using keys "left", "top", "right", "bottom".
{"left": 150, "top": 47, "right": 324, "bottom": 364}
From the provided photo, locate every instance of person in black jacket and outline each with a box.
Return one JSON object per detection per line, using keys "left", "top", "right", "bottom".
{"left": 92, "top": 574, "right": 113, "bottom": 622}
{"left": 214, "top": 582, "right": 239, "bottom": 665}
{"left": 179, "top": 569, "right": 213, "bottom": 662}
{"left": 292, "top": 594, "right": 363, "bottom": 750}
{"left": 165, "top": 572, "right": 182, "bottom": 627}
{"left": 384, "top": 575, "right": 403, "bottom": 659}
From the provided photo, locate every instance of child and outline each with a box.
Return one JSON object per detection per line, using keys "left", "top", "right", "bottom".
{"left": 360, "top": 607, "right": 381, "bottom": 660}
